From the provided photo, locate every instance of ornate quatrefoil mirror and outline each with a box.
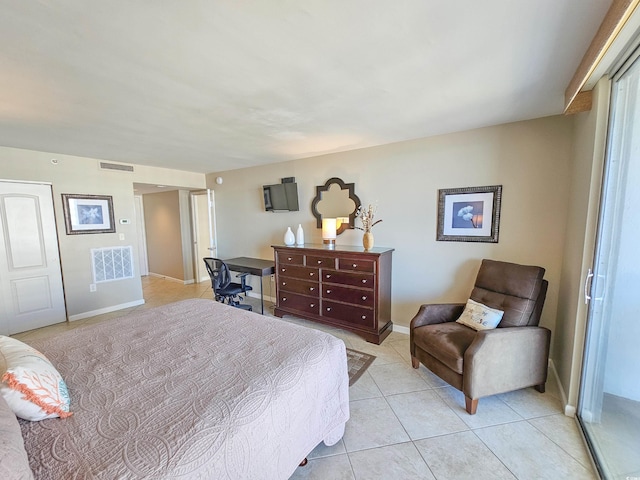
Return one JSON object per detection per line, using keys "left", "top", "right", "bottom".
{"left": 311, "top": 177, "right": 361, "bottom": 235}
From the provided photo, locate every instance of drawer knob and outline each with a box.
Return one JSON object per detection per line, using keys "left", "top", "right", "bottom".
{"left": 362, "top": 296, "right": 367, "bottom": 300}
{"left": 362, "top": 279, "right": 367, "bottom": 284}
{"left": 287, "top": 257, "right": 292, "bottom": 261}
{"left": 361, "top": 315, "right": 367, "bottom": 319}
{"left": 282, "top": 268, "right": 286, "bottom": 272}
{"left": 283, "top": 297, "right": 287, "bottom": 301}
{"left": 317, "top": 260, "right": 322, "bottom": 264}
{"left": 282, "top": 282, "right": 286, "bottom": 286}
{"left": 310, "top": 272, "right": 315, "bottom": 276}
{"left": 326, "top": 307, "right": 331, "bottom": 312}
{"left": 326, "top": 274, "right": 331, "bottom": 278}
{"left": 310, "top": 304, "right": 315, "bottom": 308}
{"left": 310, "top": 287, "right": 315, "bottom": 291}
{"left": 326, "top": 289, "right": 331, "bottom": 294}
{"left": 353, "top": 263, "right": 357, "bottom": 268}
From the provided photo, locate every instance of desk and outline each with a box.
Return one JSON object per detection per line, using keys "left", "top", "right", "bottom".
{"left": 224, "top": 257, "right": 275, "bottom": 314}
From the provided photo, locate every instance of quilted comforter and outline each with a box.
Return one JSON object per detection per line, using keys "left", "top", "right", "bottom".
{"left": 19, "top": 299, "right": 350, "bottom": 479}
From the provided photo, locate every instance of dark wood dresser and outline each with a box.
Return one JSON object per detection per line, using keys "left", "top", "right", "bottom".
{"left": 272, "top": 244, "right": 394, "bottom": 344}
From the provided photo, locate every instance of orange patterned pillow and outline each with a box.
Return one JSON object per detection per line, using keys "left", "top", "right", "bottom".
{"left": 0, "top": 335, "right": 71, "bottom": 421}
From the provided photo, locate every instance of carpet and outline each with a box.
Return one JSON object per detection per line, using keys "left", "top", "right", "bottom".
{"left": 346, "top": 348, "right": 376, "bottom": 386}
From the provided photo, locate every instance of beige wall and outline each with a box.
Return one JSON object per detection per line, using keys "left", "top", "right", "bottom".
{"left": 207, "top": 115, "right": 574, "bottom": 339}
{"left": 143, "top": 190, "right": 186, "bottom": 281}
{"left": 140, "top": 189, "right": 196, "bottom": 284}
{"left": 554, "top": 77, "right": 610, "bottom": 413}
{"left": 0, "top": 146, "right": 205, "bottom": 318}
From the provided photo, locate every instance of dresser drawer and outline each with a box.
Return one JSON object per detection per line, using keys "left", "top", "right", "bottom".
{"left": 323, "top": 285, "right": 375, "bottom": 308}
{"left": 338, "top": 258, "right": 375, "bottom": 273}
{"left": 306, "top": 255, "right": 335, "bottom": 268}
{"left": 278, "top": 264, "right": 319, "bottom": 281}
{"left": 279, "top": 278, "right": 319, "bottom": 297}
{"left": 278, "top": 292, "right": 320, "bottom": 315}
{"left": 323, "top": 269, "right": 374, "bottom": 288}
{"left": 322, "top": 300, "right": 375, "bottom": 328}
{"left": 277, "top": 252, "right": 304, "bottom": 265}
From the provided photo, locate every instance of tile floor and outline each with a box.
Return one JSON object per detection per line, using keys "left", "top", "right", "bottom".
{"left": 13, "top": 277, "right": 598, "bottom": 480}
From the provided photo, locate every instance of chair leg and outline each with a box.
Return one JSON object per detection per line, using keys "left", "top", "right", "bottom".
{"left": 411, "top": 356, "right": 419, "bottom": 369}
{"left": 534, "top": 383, "right": 545, "bottom": 393}
{"left": 465, "top": 396, "right": 478, "bottom": 415}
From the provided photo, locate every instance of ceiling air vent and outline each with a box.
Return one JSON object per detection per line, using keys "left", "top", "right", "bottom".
{"left": 99, "top": 161, "right": 134, "bottom": 172}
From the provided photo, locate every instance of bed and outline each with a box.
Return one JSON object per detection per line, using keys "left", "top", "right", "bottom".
{"left": 15, "top": 298, "right": 350, "bottom": 479}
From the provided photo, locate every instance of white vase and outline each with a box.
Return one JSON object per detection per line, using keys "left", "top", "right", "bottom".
{"left": 284, "top": 227, "right": 295, "bottom": 246}
{"left": 296, "top": 224, "right": 304, "bottom": 245}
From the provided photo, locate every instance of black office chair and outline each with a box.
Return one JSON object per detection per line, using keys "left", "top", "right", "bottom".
{"left": 203, "top": 258, "right": 253, "bottom": 311}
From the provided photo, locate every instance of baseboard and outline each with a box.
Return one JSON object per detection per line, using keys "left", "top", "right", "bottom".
{"left": 393, "top": 324, "right": 410, "bottom": 335}
{"left": 149, "top": 272, "right": 193, "bottom": 285}
{"left": 549, "top": 359, "right": 575, "bottom": 417}
{"left": 69, "top": 299, "right": 145, "bottom": 322}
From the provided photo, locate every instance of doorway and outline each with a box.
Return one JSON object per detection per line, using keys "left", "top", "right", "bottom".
{"left": 578, "top": 53, "right": 640, "bottom": 478}
{"left": 0, "top": 181, "right": 67, "bottom": 334}
{"left": 133, "top": 195, "right": 149, "bottom": 277}
{"left": 191, "top": 189, "right": 217, "bottom": 283}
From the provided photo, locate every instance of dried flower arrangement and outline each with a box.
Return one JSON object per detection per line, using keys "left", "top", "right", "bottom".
{"left": 355, "top": 204, "right": 382, "bottom": 233}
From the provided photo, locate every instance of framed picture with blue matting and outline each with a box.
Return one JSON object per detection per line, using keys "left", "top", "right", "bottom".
{"left": 62, "top": 194, "right": 115, "bottom": 235}
{"left": 437, "top": 185, "right": 502, "bottom": 243}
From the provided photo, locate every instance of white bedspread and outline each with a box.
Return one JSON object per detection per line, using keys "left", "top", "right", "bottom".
{"left": 19, "top": 299, "right": 349, "bottom": 479}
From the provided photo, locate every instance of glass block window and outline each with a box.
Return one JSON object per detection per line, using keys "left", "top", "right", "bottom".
{"left": 92, "top": 246, "right": 134, "bottom": 283}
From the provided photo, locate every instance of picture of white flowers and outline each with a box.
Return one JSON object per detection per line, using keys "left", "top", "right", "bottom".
{"left": 62, "top": 194, "right": 116, "bottom": 235}
{"left": 78, "top": 205, "right": 104, "bottom": 225}
{"left": 453, "top": 202, "right": 484, "bottom": 228}
{"left": 437, "top": 185, "right": 502, "bottom": 243}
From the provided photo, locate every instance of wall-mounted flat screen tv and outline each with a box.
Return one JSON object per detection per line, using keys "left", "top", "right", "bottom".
{"left": 263, "top": 183, "right": 299, "bottom": 212}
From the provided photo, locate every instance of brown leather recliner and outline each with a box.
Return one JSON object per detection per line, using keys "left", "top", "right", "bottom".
{"left": 410, "top": 259, "right": 550, "bottom": 414}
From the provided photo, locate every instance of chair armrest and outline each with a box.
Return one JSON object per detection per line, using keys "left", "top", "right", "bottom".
{"left": 463, "top": 327, "right": 551, "bottom": 399}
{"left": 410, "top": 303, "right": 465, "bottom": 330}
{"left": 236, "top": 272, "right": 249, "bottom": 290}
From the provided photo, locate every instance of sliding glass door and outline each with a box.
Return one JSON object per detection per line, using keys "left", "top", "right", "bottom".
{"left": 578, "top": 53, "right": 640, "bottom": 479}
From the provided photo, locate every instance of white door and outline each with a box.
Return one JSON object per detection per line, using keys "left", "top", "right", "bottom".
{"left": 0, "top": 181, "right": 66, "bottom": 335}
{"left": 191, "top": 189, "right": 217, "bottom": 283}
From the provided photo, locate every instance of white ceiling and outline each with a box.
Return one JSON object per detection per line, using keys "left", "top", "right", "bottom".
{"left": 0, "top": 1, "right": 610, "bottom": 174}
